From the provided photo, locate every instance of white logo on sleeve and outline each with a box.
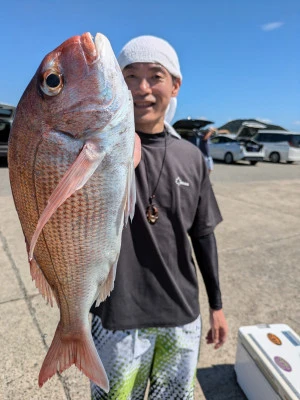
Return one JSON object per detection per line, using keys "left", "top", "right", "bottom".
{"left": 175, "top": 177, "right": 190, "bottom": 187}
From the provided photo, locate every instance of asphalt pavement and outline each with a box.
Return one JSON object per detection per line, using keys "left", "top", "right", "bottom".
{"left": 1, "top": 159, "right": 299, "bottom": 400}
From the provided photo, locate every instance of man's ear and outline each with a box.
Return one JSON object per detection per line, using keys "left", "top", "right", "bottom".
{"left": 171, "top": 77, "right": 181, "bottom": 97}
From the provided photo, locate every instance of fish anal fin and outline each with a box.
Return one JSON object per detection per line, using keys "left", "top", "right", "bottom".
{"left": 95, "top": 256, "right": 119, "bottom": 307}
{"left": 29, "top": 257, "right": 56, "bottom": 307}
{"left": 38, "top": 322, "right": 109, "bottom": 392}
{"left": 124, "top": 161, "right": 136, "bottom": 225}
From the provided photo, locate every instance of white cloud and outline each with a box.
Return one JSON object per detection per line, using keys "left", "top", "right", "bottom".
{"left": 261, "top": 22, "right": 284, "bottom": 31}
{"left": 292, "top": 120, "right": 300, "bottom": 125}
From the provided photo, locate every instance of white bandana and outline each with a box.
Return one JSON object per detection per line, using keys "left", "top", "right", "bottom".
{"left": 117, "top": 35, "right": 182, "bottom": 80}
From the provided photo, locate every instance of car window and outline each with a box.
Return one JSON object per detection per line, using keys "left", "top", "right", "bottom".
{"left": 271, "top": 134, "right": 286, "bottom": 142}
{"left": 219, "top": 137, "right": 231, "bottom": 143}
{"left": 255, "top": 132, "right": 300, "bottom": 146}
{"left": 288, "top": 135, "right": 300, "bottom": 148}
{"left": 265, "top": 134, "right": 275, "bottom": 142}
{"left": 257, "top": 133, "right": 284, "bottom": 142}
{"left": 255, "top": 133, "right": 266, "bottom": 141}
{"left": 211, "top": 137, "right": 220, "bottom": 144}
{"left": 0, "top": 109, "right": 13, "bottom": 118}
{"left": 0, "top": 120, "right": 10, "bottom": 144}
{"left": 223, "top": 137, "right": 234, "bottom": 143}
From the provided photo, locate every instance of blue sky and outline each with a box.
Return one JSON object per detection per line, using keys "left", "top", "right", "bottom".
{"left": 1, "top": 0, "right": 299, "bottom": 130}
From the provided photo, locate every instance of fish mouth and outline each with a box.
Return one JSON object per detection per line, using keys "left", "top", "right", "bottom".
{"left": 80, "top": 32, "right": 99, "bottom": 65}
{"left": 80, "top": 32, "right": 111, "bottom": 66}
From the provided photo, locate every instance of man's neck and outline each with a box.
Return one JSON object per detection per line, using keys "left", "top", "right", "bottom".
{"left": 135, "top": 121, "right": 165, "bottom": 134}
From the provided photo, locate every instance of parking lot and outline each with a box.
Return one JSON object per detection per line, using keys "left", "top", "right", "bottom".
{"left": 0, "top": 160, "right": 299, "bottom": 400}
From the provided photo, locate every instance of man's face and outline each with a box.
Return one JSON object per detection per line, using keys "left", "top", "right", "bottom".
{"left": 123, "top": 63, "right": 180, "bottom": 133}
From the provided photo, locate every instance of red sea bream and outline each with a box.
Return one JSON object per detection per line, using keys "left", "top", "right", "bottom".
{"left": 8, "top": 32, "right": 135, "bottom": 392}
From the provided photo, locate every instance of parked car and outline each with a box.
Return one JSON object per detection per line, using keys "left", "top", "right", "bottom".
{"left": 173, "top": 118, "right": 214, "bottom": 146}
{"left": 209, "top": 135, "right": 264, "bottom": 165}
{"left": 252, "top": 130, "right": 300, "bottom": 164}
{"left": 0, "top": 103, "right": 16, "bottom": 157}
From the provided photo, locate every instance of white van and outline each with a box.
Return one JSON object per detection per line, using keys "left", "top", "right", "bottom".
{"left": 252, "top": 130, "right": 300, "bottom": 163}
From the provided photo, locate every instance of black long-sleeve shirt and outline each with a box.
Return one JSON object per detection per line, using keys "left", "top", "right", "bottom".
{"left": 192, "top": 233, "right": 222, "bottom": 310}
{"left": 91, "top": 128, "right": 223, "bottom": 329}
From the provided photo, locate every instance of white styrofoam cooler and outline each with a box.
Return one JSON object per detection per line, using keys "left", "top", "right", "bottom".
{"left": 235, "top": 324, "right": 300, "bottom": 400}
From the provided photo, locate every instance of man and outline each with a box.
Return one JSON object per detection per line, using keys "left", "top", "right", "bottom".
{"left": 91, "top": 35, "right": 228, "bottom": 400}
{"left": 199, "top": 128, "right": 215, "bottom": 174}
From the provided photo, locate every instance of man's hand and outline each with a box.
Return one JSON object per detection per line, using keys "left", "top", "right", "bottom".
{"left": 206, "top": 308, "right": 228, "bottom": 349}
{"left": 134, "top": 133, "right": 141, "bottom": 168}
{"left": 202, "top": 127, "right": 217, "bottom": 141}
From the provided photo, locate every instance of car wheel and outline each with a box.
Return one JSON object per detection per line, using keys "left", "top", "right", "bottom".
{"left": 250, "top": 161, "right": 258, "bottom": 166}
{"left": 224, "top": 152, "right": 234, "bottom": 164}
{"left": 269, "top": 152, "right": 280, "bottom": 163}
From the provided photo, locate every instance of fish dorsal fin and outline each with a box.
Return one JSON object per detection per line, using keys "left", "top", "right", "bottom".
{"left": 95, "top": 254, "right": 119, "bottom": 307}
{"left": 124, "top": 160, "right": 136, "bottom": 225}
{"left": 29, "top": 256, "right": 57, "bottom": 307}
{"left": 29, "top": 141, "right": 105, "bottom": 261}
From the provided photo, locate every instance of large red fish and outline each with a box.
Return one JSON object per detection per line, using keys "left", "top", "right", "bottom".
{"left": 8, "top": 32, "right": 135, "bottom": 392}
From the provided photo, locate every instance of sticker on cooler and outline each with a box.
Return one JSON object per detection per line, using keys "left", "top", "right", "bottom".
{"left": 267, "top": 333, "right": 282, "bottom": 346}
{"left": 274, "top": 356, "right": 292, "bottom": 372}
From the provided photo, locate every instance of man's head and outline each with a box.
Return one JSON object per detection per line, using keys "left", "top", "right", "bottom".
{"left": 118, "top": 36, "right": 182, "bottom": 133}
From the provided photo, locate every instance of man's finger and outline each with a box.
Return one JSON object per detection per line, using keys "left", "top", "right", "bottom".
{"left": 206, "top": 329, "right": 213, "bottom": 343}
{"left": 215, "top": 328, "right": 227, "bottom": 349}
{"left": 219, "top": 328, "right": 228, "bottom": 346}
{"left": 213, "top": 328, "right": 219, "bottom": 347}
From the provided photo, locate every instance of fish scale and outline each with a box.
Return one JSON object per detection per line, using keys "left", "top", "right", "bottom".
{"left": 8, "top": 32, "right": 135, "bottom": 393}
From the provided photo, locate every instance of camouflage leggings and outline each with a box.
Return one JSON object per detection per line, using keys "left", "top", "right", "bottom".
{"left": 91, "top": 315, "right": 201, "bottom": 400}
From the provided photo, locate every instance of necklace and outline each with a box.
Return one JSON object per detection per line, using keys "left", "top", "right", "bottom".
{"left": 143, "top": 132, "right": 167, "bottom": 225}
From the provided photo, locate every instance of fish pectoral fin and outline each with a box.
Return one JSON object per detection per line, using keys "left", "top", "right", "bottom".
{"left": 29, "top": 141, "right": 105, "bottom": 260}
{"left": 29, "top": 256, "right": 57, "bottom": 307}
{"left": 124, "top": 160, "right": 136, "bottom": 225}
{"left": 95, "top": 255, "right": 119, "bottom": 307}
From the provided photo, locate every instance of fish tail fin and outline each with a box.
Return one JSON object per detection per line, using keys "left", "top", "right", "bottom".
{"left": 38, "top": 322, "right": 109, "bottom": 393}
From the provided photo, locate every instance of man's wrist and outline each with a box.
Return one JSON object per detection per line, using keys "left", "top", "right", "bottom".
{"left": 209, "top": 306, "right": 223, "bottom": 312}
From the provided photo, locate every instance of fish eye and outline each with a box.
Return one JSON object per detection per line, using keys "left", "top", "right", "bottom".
{"left": 40, "top": 70, "right": 63, "bottom": 96}
{"left": 46, "top": 73, "right": 61, "bottom": 88}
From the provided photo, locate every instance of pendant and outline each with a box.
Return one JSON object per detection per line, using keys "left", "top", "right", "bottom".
{"left": 146, "top": 204, "right": 159, "bottom": 224}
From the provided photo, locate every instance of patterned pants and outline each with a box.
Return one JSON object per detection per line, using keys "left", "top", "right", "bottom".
{"left": 91, "top": 315, "right": 201, "bottom": 400}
